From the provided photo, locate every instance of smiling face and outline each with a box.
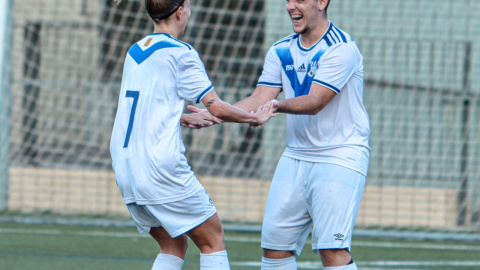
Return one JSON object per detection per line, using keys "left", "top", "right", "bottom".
{"left": 286, "top": 0, "right": 327, "bottom": 35}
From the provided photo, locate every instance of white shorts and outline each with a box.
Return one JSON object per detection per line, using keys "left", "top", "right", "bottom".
{"left": 261, "top": 156, "right": 366, "bottom": 256}
{"left": 127, "top": 189, "right": 217, "bottom": 238}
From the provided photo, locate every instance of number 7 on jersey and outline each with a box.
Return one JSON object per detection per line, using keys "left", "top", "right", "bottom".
{"left": 123, "top": 90, "right": 139, "bottom": 148}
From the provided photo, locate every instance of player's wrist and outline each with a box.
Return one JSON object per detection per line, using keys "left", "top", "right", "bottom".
{"left": 274, "top": 99, "right": 281, "bottom": 112}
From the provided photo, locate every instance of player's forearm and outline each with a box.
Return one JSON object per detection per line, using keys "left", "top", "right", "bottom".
{"left": 276, "top": 96, "right": 327, "bottom": 115}
{"left": 208, "top": 100, "right": 259, "bottom": 123}
{"left": 233, "top": 96, "right": 264, "bottom": 112}
{"left": 233, "top": 86, "right": 281, "bottom": 112}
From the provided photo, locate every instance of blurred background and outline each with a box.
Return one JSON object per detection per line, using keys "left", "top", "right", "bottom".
{"left": 1, "top": 0, "right": 479, "bottom": 239}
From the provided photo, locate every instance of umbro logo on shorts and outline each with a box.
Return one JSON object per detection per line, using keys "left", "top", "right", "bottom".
{"left": 334, "top": 233, "right": 345, "bottom": 240}
{"left": 204, "top": 190, "right": 213, "bottom": 204}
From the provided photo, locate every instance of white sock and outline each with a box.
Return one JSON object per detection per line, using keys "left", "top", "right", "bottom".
{"left": 151, "top": 253, "right": 184, "bottom": 270}
{"left": 200, "top": 250, "right": 230, "bottom": 269}
{"left": 261, "top": 256, "right": 297, "bottom": 269}
{"left": 325, "top": 262, "right": 358, "bottom": 270}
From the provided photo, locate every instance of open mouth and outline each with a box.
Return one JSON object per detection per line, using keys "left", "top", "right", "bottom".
{"left": 292, "top": 15, "right": 303, "bottom": 23}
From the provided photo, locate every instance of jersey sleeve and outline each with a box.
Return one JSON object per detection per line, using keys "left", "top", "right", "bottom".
{"left": 313, "top": 43, "right": 358, "bottom": 94}
{"left": 177, "top": 50, "right": 214, "bottom": 103}
{"left": 257, "top": 46, "right": 283, "bottom": 88}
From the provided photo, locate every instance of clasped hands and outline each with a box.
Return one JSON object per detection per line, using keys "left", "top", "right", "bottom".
{"left": 180, "top": 100, "right": 279, "bottom": 129}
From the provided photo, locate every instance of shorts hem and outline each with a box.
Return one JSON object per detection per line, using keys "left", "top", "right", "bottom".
{"left": 261, "top": 243, "right": 296, "bottom": 252}
{"left": 168, "top": 208, "right": 217, "bottom": 238}
{"left": 312, "top": 242, "right": 351, "bottom": 254}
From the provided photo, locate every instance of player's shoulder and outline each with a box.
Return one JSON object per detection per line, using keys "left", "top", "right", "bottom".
{"left": 128, "top": 33, "right": 193, "bottom": 54}
{"left": 323, "top": 22, "right": 354, "bottom": 48}
{"left": 273, "top": 33, "right": 299, "bottom": 47}
{"left": 127, "top": 33, "right": 195, "bottom": 64}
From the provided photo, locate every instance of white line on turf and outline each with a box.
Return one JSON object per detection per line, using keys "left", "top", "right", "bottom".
{"left": 1, "top": 228, "right": 480, "bottom": 252}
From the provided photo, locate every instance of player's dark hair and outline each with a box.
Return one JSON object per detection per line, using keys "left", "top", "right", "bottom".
{"left": 144, "top": 0, "right": 185, "bottom": 21}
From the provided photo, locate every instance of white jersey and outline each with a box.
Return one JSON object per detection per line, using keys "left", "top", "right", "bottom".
{"left": 258, "top": 22, "right": 370, "bottom": 176}
{"left": 110, "top": 33, "right": 213, "bottom": 205}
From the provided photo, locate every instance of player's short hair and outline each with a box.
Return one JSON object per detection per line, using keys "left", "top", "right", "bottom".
{"left": 144, "top": 0, "right": 186, "bottom": 21}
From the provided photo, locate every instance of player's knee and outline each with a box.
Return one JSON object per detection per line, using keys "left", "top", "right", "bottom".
{"left": 319, "top": 248, "right": 352, "bottom": 267}
{"left": 159, "top": 236, "right": 189, "bottom": 257}
{"left": 191, "top": 232, "right": 225, "bottom": 254}
{"left": 263, "top": 249, "right": 294, "bottom": 259}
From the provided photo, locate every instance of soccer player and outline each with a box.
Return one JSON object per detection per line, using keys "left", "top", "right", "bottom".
{"left": 109, "top": 0, "right": 277, "bottom": 269}
{"left": 188, "top": 0, "right": 369, "bottom": 269}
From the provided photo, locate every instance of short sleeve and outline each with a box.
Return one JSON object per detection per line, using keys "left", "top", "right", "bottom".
{"left": 257, "top": 46, "right": 283, "bottom": 88}
{"left": 313, "top": 44, "right": 358, "bottom": 94}
{"left": 177, "top": 50, "right": 214, "bottom": 103}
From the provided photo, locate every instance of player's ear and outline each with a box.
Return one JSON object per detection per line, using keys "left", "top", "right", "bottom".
{"left": 318, "top": 0, "right": 329, "bottom": 11}
{"left": 176, "top": 6, "right": 183, "bottom": 19}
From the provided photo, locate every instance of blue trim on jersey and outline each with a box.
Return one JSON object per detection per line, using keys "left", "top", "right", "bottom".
{"left": 258, "top": 81, "right": 282, "bottom": 87}
{"left": 148, "top": 33, "right": 171, "bottom": 37}
{"left": 297, "top": 23, "right": 333, "bottom": 52}
{"left": 276, "top": 48, "right": 327, "bottom": 97}
{"left": 313, "top": 79, "right": 340, "bottom": 94}
{"left": 297, "top": 36, "right": 320, "bottom": 52}
{"left": 196, "top": 84, "right": 214, "bottom": 103}
{"left": 147, "top": 33, "right": 192, "bottom": 49}
{"left": 331, "top": 31, "right": 341, "bottom": 44}
{"left": 128, "top": 41, "right": 183, "bottom": 64}
{"left": 324, "top": 35, "right": 332, "bottom": 47}
{"left": 274, "top": 34, "right": 298, "bottom": 46}
{"left": 333, "top": 26, "right": 347, "bottom": 43}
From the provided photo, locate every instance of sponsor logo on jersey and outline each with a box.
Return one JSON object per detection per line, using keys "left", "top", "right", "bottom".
{"left": 144, "top": 38, "right": 153, "bottom": 47}
{"left": 286, "top": 65, "right": 295, "bottom": 71}
{"left": 297, "top": 63, "right": 306, "bottom": 73}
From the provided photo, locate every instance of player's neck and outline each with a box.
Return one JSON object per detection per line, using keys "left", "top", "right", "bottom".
{"left": 299, "top": 18, "right": 330, "bottom": 48}
{"left": 153, "top": 24, "right": 181, "bottom": 39}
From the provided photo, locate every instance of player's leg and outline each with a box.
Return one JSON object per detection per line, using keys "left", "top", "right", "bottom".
{"left": 186, "top": 213, "right": 230, "bottom": 269}
{"left": 149, "top": 226, "right": 188, "bottom": 270}
{"left": 261, "top": 156, "right": 313, "bottom": 269}
{"left": 307, "top": 163, "right": 366, "bottom": 269}
{"left": 126, "top": 203, "right": 186, "bottom": 269}
{"left": 320, "top": 249, "right": 357, "bottom": 269}
{"left": 144, "top": 189, "right": 230, "bottom": 269}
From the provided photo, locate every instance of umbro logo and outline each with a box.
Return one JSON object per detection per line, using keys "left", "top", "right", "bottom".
{"left": 334, "top": 233, "right": 345, "bottom": 240}
{"left": 297, "top": 63, "right": 306, "bottom": 73}
{"left": 205, "top": 190, "right": 213, "bottom": 204}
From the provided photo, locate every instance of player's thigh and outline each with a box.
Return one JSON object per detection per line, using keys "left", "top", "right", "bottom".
{"left": 307, "top": 163, "right": 366, "bottom": 251}
{"left": 149, "top": 226, "right": 189, "bottom": 258}
{"left": 261, "top": 156, "right": 312, "bottom": 255}
{"left": 126, "top": 203, "right": 162, "bottom": 234}
{"left": 127, "top": 189, "right": 217, "bottom": 238}
{"left": 146, "top": 189, "right": 218, "bottom": 238}
{"left": 186, "top": 213, "right": 226, "bottom": 253}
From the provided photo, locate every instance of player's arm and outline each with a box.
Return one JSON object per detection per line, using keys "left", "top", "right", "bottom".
{"left": 233, "top": 86, "right": 282, "bottom": 112}
{"left": 272, "top": 84, "right": 336, "bottom": 115}
{"left": 183, "top": 85, "right": 280, "bottom": 124}
{"left": 180, "top": 111, "right": 222, "bottom": 129}
{"left": 273, "top": 43, "right": 357, "bottom": 115}
{"left": 233, "top": 45, "right": 283, "bottom": 112}
{"left": 201, "top": 90, "right": 277, "bottom": 125}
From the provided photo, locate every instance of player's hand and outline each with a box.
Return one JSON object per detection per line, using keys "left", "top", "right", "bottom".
{"left": 181, "top": 110, "right": 222, "bottom": 129}
{"left": 186, "top": 105, "right": 208, "bottom": 114}
{"left": 250, "top": 100, "right": 279, "bottom": 128}
{"left": 270, "top": 99, "right": 280, "bottom": 113}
